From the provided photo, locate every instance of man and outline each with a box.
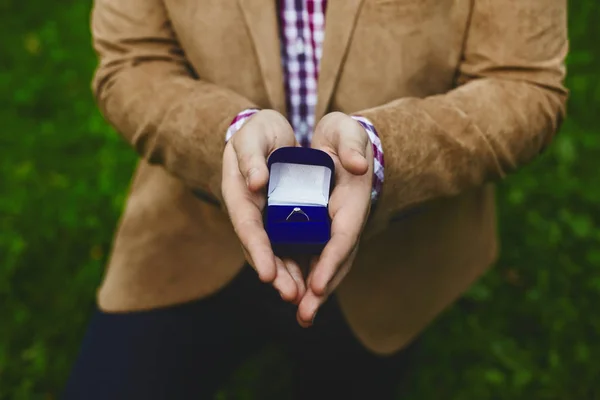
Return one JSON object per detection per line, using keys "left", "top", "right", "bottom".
{"left": 64, "top": 0, "right": 568, "bottom": 398}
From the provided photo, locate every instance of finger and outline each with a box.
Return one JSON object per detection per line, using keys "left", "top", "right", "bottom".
{"left": 309, "top": 190, "right": 367, "bottom": 295}
{"left": 309, "top": 232, "right": 357, "bottom": 296}
{"left": 325, "top": 260, "right": 353, "bottom": 297}
{"left": 232, "top": 130, "right": 270, "bottom": 192}
{"left": 297, "top": 254, "right": 355, "bottom": 328}
{"left": 299, "top": 253, "right": 357, "bottom": 327}
{"left": 296, "top": 288, "right": 324, "bottom": 328}
{"left": 272, "top": 257, "right": 298, "bottom": 302}
{"left": 238, "top": 230, "right": 275, "bottom": 283}
{"left": 235, "top": 218, "right": 277, "bottom": 283}
{"left": 302, "top": 256, "right": 319, "bottom": 292}
{"left": 308, "top": 152, "right": 372, "bottom": 293}
{"left": 222, "top": 146, "right": 276, "bottom": 283}
{"left": 282, "top": 258, "right": 306, "bottom": 304}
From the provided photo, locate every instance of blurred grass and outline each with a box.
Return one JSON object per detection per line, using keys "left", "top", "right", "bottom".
{"left": 1, "top": 1, "right": 599, "bottom": 399}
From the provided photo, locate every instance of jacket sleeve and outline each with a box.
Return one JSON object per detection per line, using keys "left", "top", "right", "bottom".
{"left": 91, "top": 0, "right": 258, "bottom": 203}
{"left": 359, "top": 0, "right": 568, "bottom": 235}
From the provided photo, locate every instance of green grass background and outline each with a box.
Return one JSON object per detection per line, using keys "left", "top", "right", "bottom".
{"left": 1, "top": 1, "right": 599, "bottom": 398}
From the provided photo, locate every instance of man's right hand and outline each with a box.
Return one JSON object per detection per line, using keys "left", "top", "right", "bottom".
{"left": 221, "top": 110, "right": 306, "bottom": 304}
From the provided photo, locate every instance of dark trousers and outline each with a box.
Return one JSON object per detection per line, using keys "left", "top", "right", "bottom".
{"left": 63, "top": 265, "right": 417, "bottom": 399}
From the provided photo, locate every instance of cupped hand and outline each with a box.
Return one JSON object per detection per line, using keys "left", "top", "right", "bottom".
{"left": 221, "top": 110, "right": 306, "bottom": 304}
{"left": 297, "top": 112, "right": 374, "bottom": 327}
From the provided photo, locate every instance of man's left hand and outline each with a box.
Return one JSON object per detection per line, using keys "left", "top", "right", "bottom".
{"left": 297, "top": 112, "right": 374, "bottom": 327}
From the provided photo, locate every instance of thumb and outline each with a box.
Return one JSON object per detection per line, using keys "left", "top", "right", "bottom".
{"left": 232, "top": 131, "right": 270, "bottom": 192}
{"left": 337, "top": 126, "right": 369, "bottom": 175}
{"left": 314, "top": 115, "right": 369, "bottom": 175}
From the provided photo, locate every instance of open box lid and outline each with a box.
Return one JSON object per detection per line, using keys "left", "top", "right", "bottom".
{"left": 267, "top": 147, "right": 335, "bottom": 207}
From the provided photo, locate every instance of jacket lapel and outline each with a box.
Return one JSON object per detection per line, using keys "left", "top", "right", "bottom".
{"left": 237, "top": 0, "right": 287, "bottom": 115}
{"left": 315, "top": 0, "right": 365, "bottom": 122}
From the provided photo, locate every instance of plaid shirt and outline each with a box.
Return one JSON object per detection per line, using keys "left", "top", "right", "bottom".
{"left": 227, "top": 0, "right": 384, "bottom": 201}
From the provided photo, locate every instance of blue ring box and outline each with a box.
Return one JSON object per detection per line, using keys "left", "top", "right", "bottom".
{"left": 265, "top": 147, "right": 335, "bottom": 256}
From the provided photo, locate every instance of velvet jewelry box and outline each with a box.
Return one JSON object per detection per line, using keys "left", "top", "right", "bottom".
{"left": 265, "top": 147, "right": 335, "bottom": 257}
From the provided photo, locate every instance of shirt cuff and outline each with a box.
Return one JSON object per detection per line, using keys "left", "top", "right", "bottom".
{"left": 225, "top": 108, "right": 261, "bottom": 142}
{"left": 351, "top": 115, "right": 384, "bottom": 203}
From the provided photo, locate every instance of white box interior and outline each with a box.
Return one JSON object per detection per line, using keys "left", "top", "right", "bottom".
{"left": 268, "top": 162, "right": 331, "bottom": 207}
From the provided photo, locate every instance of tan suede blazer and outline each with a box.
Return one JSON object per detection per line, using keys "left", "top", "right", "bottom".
{"left": 91, "top": 0, "right": 568, "bottom": 354}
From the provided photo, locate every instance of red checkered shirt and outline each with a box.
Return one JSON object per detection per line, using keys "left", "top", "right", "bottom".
{"left": 226, "top": 0, "right": 384, "bottom": 201}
